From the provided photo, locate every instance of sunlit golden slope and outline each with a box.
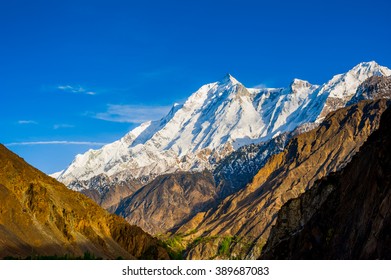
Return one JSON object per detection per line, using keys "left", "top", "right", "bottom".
{"left": 0, "top": 144, "right": 169, "bottom": 259}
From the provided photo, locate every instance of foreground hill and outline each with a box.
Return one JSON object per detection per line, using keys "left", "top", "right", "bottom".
{"left": 0, "top": 144, "right": 169, "bottom": 259}
{"left": 261, "top": 102, "right": 391, "bottom": 259}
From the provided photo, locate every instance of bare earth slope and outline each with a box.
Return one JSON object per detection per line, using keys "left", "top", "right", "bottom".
{"left": 0, "top": 144, "right": 169, "bottom": 259}
{"left": 115, "top": 171, "right": 217, "bottom": 235}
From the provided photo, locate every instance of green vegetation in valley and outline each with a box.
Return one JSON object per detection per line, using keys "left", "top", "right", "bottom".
{"left": 218, "top": 236, "right": 232, "bottom": 256}
{"left": 3, "top": 251, "right": 102, "bottom": 260}
{"left": 158, "top": 234, "right": 186, "bottom": 260}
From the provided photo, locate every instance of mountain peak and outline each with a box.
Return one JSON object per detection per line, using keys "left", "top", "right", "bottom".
{"left": 349, "top": 61, "right": 391, "bottom": 77}
{"left": 289, "top": 78, "right": 312, "bottom": 92}
{"left": 220, "top": 73, "right": 240, "bottom": 85}
{"left": 356, "top": 60, "right": 379, "bottom": 68}
{"left": 290, "top": 78, "right": 311, "bottom": 86}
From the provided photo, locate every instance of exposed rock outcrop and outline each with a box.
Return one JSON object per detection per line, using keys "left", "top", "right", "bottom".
{"left": 213, "top": 133, "right": 289, "bottom": 198}
{"left": 70, "top": 173, "right": 150, "bottom": 212}
{"left": 348, "top": 75, "right": 391, "bottom": 105}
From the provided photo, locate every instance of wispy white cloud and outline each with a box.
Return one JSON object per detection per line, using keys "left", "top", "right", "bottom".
{"left": 252, "top": 83, "right": 268, "bottom": 89}
{"left": 93, "top": 104, "right": 171, "bottom": 123}
{"left": 5, "top": 141, "right": 107, "bottom": 147}
{"left": 57, "top": 85, "right": 96, "bottom": 95}
{"left": 53, "top": 124, "right": 75, "bottom": 130}
{"left": 18, "top": 120, "right": 38, "bottom": 125}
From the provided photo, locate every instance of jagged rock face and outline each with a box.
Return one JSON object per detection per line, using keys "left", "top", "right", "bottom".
{"left": 261, "top": 105, "right": 391, "bottom": 259}
{"left": 180, "top": 99, "right": 390, "bottom": 260}
{"left": 213, "top": 122, "right": 318, "bottom": 199}
{"left": 115, "top": 171, "right": 217, "bottom": 235}
{"left": 213, "top": 133, "right": 290, "bottom": 198}
{"left": 70, "top": 173, "right": 150, "bottom": 212}
{"left": 348, "top": 75, "right": 391, "bottom": 105}
{"left": 0, "top": 144, "right": 169, "bottom": 259}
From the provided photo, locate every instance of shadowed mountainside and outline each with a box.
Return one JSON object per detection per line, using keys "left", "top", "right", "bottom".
{"left": 261, "top": 104, "right": 391, "bottom": 259}
{"left": 0, "top": 144, "right": 169, "bottom": 259}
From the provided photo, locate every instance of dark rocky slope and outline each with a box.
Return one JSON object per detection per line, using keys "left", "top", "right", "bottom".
{"left": 213, "top": 133, "right": 289, "bottom": 199}
{"left": 261, "top": 103, "right": 391, "bottom": 259}
{"left": 348, "top": 75, "right": 391, "bottom": 105}
{"left": 213, "top": 122, "right": 317, "bottom": 200}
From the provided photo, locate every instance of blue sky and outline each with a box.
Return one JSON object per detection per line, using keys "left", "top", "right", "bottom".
{"left": 1, "top": 0, "right": 391, "bottom": 174}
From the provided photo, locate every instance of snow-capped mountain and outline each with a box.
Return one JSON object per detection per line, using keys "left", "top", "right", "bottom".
{"left": 314, "top": 61, "right": 391, "bottom": 122}
{"left": 55, "top": 61, "right": 391, "bottom": 196}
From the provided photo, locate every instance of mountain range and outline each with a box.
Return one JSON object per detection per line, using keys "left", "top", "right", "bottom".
{"left": 2, "top": 61, "right": 391, "bottom": 259}
{"left": 53, "top": 61, "right": 391, "bottom": 212}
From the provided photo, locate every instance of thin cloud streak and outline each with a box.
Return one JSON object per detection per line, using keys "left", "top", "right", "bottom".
{"left": 57, "top": 85, "right": 96, "bottom": 95}
{"left": 18, "top": 120, "right": 38, "bottom": 125}
{"left": 94, "top": 104, "right": 172, "bottom": 123}
{"left": 5, "top": 141, "right": 108, "bottom": 147}
{"left": 53, "top": 124, "right": 75, "bottom": 129}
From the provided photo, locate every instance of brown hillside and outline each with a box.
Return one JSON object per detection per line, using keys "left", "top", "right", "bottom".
{"left": 116, "top": 171, "right": 217, "bottom": 235}
{"left": 0, "top": 144, "right": 169, "bottom": 259}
